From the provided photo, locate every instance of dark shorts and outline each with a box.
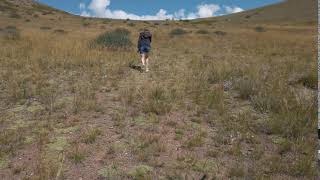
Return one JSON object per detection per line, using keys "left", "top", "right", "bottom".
{"left": 139, "top": 46, "right": 151, "bottom": 54}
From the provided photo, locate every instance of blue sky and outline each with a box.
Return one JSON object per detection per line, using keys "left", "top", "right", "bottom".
{"left": 38, "top": 0, "right": 281, "bottom": 20}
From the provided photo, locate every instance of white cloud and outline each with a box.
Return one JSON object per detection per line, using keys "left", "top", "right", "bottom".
{"left": 186, "top": 12, "right": 197, "bottom": 20}
{"left": 79, "top": 2, "right": 90, "bottom": 16}
{"left": 224, "top": 6, "right": 244, "bottom": 14}
{"left": 79, "top": 0, "right": 243, "bottom": 20}
{"left": 88, "top": 0, "right": 111, "bottom": 16}
{"left": 79, "top": 3, "right": 86, "bottom": 10}
{"left": 197, "top": 4, "right": 220, "bottom": 18}
{"left": 174, "top": 9, "right": 185, "bottom": 19}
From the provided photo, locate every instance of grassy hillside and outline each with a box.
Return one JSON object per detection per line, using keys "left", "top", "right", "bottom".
{"left": 196, "top": 0, "right": 317, "bottom": 25}
{"left": 0, "top": 0, "right": 317, "bottom": 179}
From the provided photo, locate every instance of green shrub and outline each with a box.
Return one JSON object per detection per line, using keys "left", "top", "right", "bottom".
{"left": 82, "top": 22, "right": 90, "bottom": 27}
{"left": 196, "top": 29, "right": 209, "bottom": 34}
{"left": 127, "top": 22, "right": 135, "bottom": 27}
{"left": 127, "top": 165, "right": 153, "bottom": 179}
{"left": 40, "top": 26, "right": 51, "bottom": 30}
{"left": 170, "top": 28, "right": 187, "bottom": 36}
{"left": 102, "top": 20, "right": 110, "bottom": 24}
{"left": 54, "top": 29, "right": 66, "bottom": 34}
{"left": 1, "top": 26, "right": 20, "bottom": 40}
{"left": 98, "top": 165, "right": 123, "bottom": 179}
{"left": 214, "top": 31, "right": 227, "bottom": 36}
{"left": 300, "top": 71, "right": 317, "bottom": 89}
{"left": 255, "top": 26, "right": 266, "bottom": 32}
{"left": 93, "top": 28, "right": 132, "bottom": 50}
{"left": 10, "top": 13, "right": 21, "bottom": 19}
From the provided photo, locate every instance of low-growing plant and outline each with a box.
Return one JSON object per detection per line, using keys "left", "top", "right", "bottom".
{"left": 10, "top": 13, "right": 21, "bottom": 19}
{"left": 40, "top": 26, "right": 52, "bottom": 30}
{"left": 82, "top": 128, "right": 102, "bottom": 144}
{"left": 184, "top": 131, "right": 207, "bottom": 149}
{"left": 143, "top": 85, "right": 172, "bottom": 115}
{"left": 196, "top": 29, "right": 209, "bottom": 34}
{"left": 82, "top": 22, "right": 90, "bottom": 27}
{"left": 214, "top": 31, "right": 227, "bottom": 36}
{"left": 132, "top": 133, "right": 166, "bottom": 162}
{"left": 255, "top": 26, "right": 266, "bottom": 32}
{"left": 205, "top": 87, "right": 224, "bottom": 114}
{"left": 229, "top": 164, "right": 245, "bottom": 178}
{"left": 127, "top": 22, "right": 135, "bottom": 27}
{"left": 93, "top": 28, "right": 132, "bottom": 50}
{"left": 69, "top": 145, "right": 85, "bottom": 164}
{"left": 102, "top": 20, "right": 110, "bottom": 24}
{"left": 299, "top": 70, "right": 317, "bottom": 89}
{"left": 127, "top": 165, "right": 153, "bottom": 179}
{"left": 236, "top": 78, "right": 257, "bottom": 100}
{"left": 290, "top": 155, "right": 316, "bottom": 178}
{"left": 72, "top": 81, "right": 99, "bottom": 114}
{"left": 54, "top": 29, "right": 66, "bottom": 34}
{"left": 1, "top": 26, "right": 20, "bottom": 40}
{"left": 170, "top": 28, "right": 188, "bottom": 36}
{"left": 98, "top": 164, "right": 123, "bottom": 179}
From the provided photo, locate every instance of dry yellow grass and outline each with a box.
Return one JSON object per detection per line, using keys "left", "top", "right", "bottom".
{"left": 0, "top": 1, "right": 317, "bottom": 179}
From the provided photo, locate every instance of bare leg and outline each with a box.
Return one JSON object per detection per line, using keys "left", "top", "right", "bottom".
{"left": 145, "top": 55, "right": 150, "bottom": 72}
{"left": 141, "top": 54, "right": 146, "bottom": 66}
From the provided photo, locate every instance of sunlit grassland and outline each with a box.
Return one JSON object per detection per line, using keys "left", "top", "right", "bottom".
{"left": 0, "top": 16, "right": 317, "bottom": 179}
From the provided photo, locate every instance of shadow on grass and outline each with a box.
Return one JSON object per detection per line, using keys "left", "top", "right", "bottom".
{"left": 129, "top": 62, "right": 143, "bottom": 73}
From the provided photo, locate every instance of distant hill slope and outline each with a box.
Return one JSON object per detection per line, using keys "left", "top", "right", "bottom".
{"left": 0, "top": 0, "right": 317, "bottom": 24}
{"left": 228, "top": 0, "right": 316, "bottom": 23}
{"left": 0, "top": 0, "right": 69, "bottom": 17}
{"left": 199, "top": 0, "right": 317, "bottom": 24}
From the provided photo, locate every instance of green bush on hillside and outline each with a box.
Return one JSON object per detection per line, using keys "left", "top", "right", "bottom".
{"left": 93, "top": 28, "right": 132, "bottom": 50}
{"left": 170, "top": 28, "right": 188, "bottom": 36}
{"left": 196, "top": 29, "right": 209, "bottom": 34}
{"left": 255, "top": 26, "right": 266, "bottom": 32}
{"left": 1, "top": 26, "right": 20, "bottom": 40}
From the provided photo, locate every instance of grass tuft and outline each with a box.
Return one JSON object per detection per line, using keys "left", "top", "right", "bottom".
{"left": 127, "top": 165, "right": 153, "bottom": 179}
{"left": 82, "top": 128, "right": 102, "bottom": 144}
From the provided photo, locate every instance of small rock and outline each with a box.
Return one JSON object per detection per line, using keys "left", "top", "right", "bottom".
{"left": 223, "top": 80, "right": 232, "bottom": 91}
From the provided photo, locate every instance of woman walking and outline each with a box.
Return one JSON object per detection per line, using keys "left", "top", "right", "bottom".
{"left": 137, "top": 29, "right": 152, "bottom": 72}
